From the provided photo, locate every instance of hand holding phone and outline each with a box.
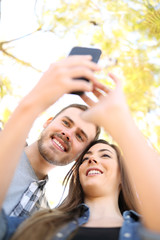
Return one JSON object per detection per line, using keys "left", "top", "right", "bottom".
{"left": 68, "top": 46, "right": 102, "bottom": 95}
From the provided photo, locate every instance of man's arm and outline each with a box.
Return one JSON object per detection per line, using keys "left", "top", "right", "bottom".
{"left": 0, "top": 55, "right": 100, "bottom": 208}
{"left": 81, "top": 73, "right": 160, "bottom": 232}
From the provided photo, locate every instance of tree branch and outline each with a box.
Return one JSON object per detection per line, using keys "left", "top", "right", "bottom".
{"left": 0, "top": 27, "right": 42, "bottom": 45}
{"left": 1, "top": 48, "right": 42, "bottom": 72}
{"left": 0, "top": 27, "right": 42, "bottom": 72}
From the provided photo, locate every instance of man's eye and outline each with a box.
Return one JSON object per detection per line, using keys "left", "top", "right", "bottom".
{"left": 76, "top": 134, "right": 83, "bottom": 142}
{"left": 62, "top": 120, "right": 70, "bottom": 127}
{"left": 101, "top": 154, "right": 111, "bottom": 158}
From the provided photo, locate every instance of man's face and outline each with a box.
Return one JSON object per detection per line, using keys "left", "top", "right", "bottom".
{"left": 38, "top": 107, "right": 97, "bottom": 166}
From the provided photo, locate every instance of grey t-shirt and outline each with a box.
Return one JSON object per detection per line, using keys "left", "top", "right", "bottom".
{"left": 2, "top": 151, "right": 48, "bottom": 215}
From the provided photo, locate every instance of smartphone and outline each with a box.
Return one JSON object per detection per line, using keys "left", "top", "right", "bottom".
{"left": 68, "top": 46, "right": 102, "bottom": 95}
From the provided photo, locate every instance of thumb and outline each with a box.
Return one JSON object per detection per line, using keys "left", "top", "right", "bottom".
{"left": 80, "top": 108, "right": 97, "bottom": 124}
{"left": 81, "top": 103, "right": 104, "bottom": 127}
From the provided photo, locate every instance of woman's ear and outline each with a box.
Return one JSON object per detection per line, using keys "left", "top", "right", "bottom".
{"left": 43, "top": 117, "right": 54, "bottom": 128}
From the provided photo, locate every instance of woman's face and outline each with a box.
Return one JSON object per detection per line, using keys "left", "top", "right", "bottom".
{"left": 79, "top": 143, "right": 121, "bottom": 198}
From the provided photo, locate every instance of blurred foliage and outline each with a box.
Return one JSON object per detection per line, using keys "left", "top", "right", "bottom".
{"left": 1, "top": 108, "right": 11, "bottom": 127}
{"left": 0, "top": 0, "right": 160, "bottom": 151}
{"left": 0, "top": 76, "right": 12, "bottom": 98}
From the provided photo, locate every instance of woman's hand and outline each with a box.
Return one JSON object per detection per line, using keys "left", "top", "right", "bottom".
{"left": 80, "top": 73, "right": 130, "bottom": 136}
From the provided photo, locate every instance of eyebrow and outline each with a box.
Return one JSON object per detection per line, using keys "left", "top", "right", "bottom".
{"left": 98, "top": 149, "right": 113, "bottom": 155}
{"left": 64, "top": 116, "right": 88, "bottom": 140}
{"left": 86, "top": 149, "right": 113, "bottom": 155}
{"left": 64, "top": 116, "right": 74, "bottom": 124}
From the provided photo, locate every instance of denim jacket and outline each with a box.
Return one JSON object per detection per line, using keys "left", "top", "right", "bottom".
{"left": 1, "top": 204, "right": 160, "bottom": 240}
{"left": 51, "top": 204, "right": 160, "bottom": 240}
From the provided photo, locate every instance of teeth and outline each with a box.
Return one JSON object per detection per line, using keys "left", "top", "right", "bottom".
{"left": 88, "top": 170, "right": 102, "bottom": 176}
{"left": 53, "top": 139, "right": 65, "bottom": 151}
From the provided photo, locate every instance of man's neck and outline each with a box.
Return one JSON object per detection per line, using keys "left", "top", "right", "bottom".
{"left": 24, "top": 142, "right": 56, "bottom": 180}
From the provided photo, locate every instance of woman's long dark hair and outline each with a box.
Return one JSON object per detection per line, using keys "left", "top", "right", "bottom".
{"left": 11, "top": 140, "right": 138, "bottom": 240}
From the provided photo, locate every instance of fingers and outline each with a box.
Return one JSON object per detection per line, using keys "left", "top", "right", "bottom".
{"left": 80, "top": 94, "right": 96, "bottom": 107}
{"left": 69, "top": 67, "right": 97, "bottom": 83}
{"left": 108, "top": 72, "right": 122, "bottom": 88}
{"left": 93, "top": 80, "right": 111, "bottom": 93}
{"left": 92, "top": 88, "right": 106, "bottom": 98}
{"left": 62, "top": 55, "right": 101, "bottom": 72}
{"left": 80, "top": 82, "right": 110, "bottom": 107}
{"left": 91, "top": 73, "right": 122, "bottom": 97}
{"left": 69, "top": 79, "right": 93, "bottom": 93}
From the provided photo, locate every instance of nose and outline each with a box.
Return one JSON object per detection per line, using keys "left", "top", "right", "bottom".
{"left": 61, "top": 132, "right": 70, "bottom": 141}
{"left": 88, "top": 158, "right": 97, "bottom": 164}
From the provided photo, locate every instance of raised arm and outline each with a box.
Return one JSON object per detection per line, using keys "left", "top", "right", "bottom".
{"left": 0, "top": 55, "right": 100, "bottom": 208}
{"left": 81, "top": 73, "right": 160, "bottom": 232}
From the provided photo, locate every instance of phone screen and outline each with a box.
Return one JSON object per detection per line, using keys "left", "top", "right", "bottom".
{"left": 68, "top": 46, "right": 102, "bottom": 95}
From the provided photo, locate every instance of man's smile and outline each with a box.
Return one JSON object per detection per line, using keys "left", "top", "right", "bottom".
{"left": 50, "top": 134, "right": 70, "bottom": 152}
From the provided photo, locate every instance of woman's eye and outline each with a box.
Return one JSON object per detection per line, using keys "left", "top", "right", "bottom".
{"left": 101, "top": 154, "right": 111, "bottom": 158}
{"left": 81, "top": 157, "right": 88, "bottom": 163}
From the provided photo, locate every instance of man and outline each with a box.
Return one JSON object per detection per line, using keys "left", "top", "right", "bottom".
{"left": 1, "top": 56, "right": 101, "bottom": 216}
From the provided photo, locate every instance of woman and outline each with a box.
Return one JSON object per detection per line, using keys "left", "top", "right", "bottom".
{"left": 0, "top": 139, "right": 140, "bottom": 240}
